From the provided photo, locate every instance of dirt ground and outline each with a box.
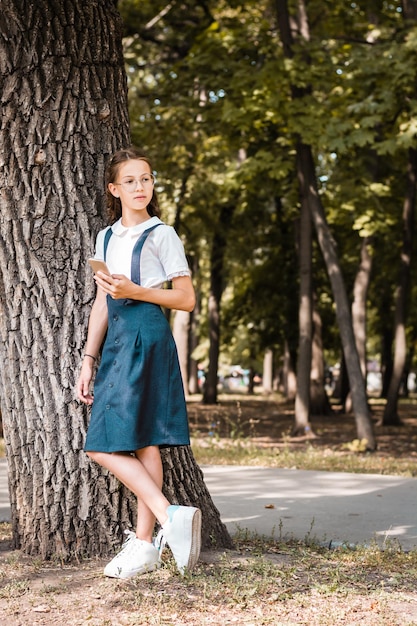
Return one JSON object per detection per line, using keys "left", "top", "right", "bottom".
{"left": 1, "top": 395, "right": 417, "bottom": 626}
{"left": 187, "top": 395, "right": 417, "bottom": 461}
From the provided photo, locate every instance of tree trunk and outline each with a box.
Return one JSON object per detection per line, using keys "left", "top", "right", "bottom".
{"left": 161, "top": 447, "right": 232, "bottom": 549}
{"left": 299, "top": 143, "right": 376, "bottom": 448}
{"left": 310, "top": 305, "right": 332, "bottom": 416}
{"left": 203, "top": 205, "right": 234, "bottom": 404}
{"left": 344, "top": 236, "right": 373, "bottom": 410}
{"left": 352, "top": 237, "right": 373, "bottom": 378}
{"left": 172, "top": 309, "right": 191, "bottom": 396}
{"left": 383, "top": 148, "right": 417, "bottom": 425}
{"left": 187, "top": 255, "right": 200, "bottom": 395}
{"left": 0, "top": 0, "right": 230, "bottom": 559}
{"left": 262, "top": 349, "right": 274, "bottom": 393}
{"left": 293, "top": 191, "right": 314, "bottom": 436}
{"left": 275, "top": 0, "right": 376, "bottom": 450}
{"left": 282, "top": 340, "right": 297, "bottom": 399}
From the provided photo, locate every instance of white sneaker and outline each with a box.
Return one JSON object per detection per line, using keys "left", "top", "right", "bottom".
{"left": 104, "top": 530, "right": 160, "bottom": 579}
{"left": 161, "top": 505, "right": 202, "bottom": 575}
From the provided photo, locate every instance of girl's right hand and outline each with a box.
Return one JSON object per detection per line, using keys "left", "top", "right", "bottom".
{"left": 77, "top": 362, "right": 95, "bottom": 405}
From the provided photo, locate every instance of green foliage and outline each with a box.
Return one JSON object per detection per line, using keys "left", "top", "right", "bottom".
{"left": 117, "top": 0, "right": 417, "bottom": 374}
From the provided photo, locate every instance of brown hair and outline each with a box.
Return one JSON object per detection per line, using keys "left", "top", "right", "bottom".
{"left": 105, "top": 147, "right": 161, "bottom": 223}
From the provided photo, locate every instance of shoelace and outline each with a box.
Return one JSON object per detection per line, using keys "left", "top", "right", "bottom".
{"left": 154, "top": 528, "right": 167, "bottom": 560}
{"left": 111, "top": 529, "right": 136, "bottom": 560}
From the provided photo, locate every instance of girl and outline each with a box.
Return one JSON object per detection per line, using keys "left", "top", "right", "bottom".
{"left": 77, "top": 147, "right": 201, "bottom": 579}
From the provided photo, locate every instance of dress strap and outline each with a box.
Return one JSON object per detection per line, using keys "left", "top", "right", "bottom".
{"left": 131, "top": 223, "right": 163, "bottom": 285}
{"left": 103, "top": 227, "right": 113, "bottom": 261}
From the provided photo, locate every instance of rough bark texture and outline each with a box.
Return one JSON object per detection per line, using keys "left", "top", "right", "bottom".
{"left": 0, "top": 0, "right": 231, "bottom": 559}
{"left": 161, "top": 447, "right": 232, "bottom": 550}
{"left": 0, "top": 0, "right": 130, "bottom": 560}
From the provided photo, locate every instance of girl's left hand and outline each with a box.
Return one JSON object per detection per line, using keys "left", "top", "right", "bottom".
{"left": 94, "top": 271, "right": 141, "bottom": 300}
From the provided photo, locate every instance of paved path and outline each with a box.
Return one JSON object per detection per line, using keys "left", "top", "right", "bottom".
{"left": 202, "top": 465, "right": 417, "bottom": 550}
{"left": 1, "top": 459, "right": 416, "bottom": 550}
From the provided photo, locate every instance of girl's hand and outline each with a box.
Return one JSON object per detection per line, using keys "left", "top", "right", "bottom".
{"left": 94, "top": 271, "right": 140, "bottom": 300}
{"left": 77, "top": 362, "right": 95, "bottom": 405}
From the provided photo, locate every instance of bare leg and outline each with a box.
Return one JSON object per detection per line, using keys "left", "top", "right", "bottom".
{"left": 134, "top": 446, "right": 163, "bottom": 542}
{"left": 87, "top": 449, "right": 170, "bottom": 526}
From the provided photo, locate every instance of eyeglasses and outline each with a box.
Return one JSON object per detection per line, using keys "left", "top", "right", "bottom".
{"left": 114, "top": 174, "right": 156, "bottom": 192}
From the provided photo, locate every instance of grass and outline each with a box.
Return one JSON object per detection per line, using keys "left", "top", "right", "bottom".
{"left": 191, "top": 437, "right": 417, "bottom": 476}
{"left": 1, "top": 392, "right": 417, "bottom": 624}
{"left": 0, "top": 522, "right": 416, "bottom": 625}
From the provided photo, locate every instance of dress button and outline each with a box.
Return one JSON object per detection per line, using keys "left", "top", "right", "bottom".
{"left": 105, "top": 404, "right": 110, "bottom": 410}
{"left": 113, "top": 360, "right": 117, "bottom": 366}
{"left": 113, "top": 314, "right": 119, "bottom": 321}
{"left": 108, "top": 382, "right": 114, "bottom": 388}
{"left": 114, "top": 339, "right": 119, "bottom": 345}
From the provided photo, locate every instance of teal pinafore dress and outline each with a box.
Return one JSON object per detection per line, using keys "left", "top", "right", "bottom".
{"left": 84, "top": 224, "right": 190, "bottom": 453}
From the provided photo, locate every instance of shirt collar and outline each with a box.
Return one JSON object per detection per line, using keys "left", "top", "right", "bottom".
{"left": 111, "top": 216, "right": 161, "bottom": 237}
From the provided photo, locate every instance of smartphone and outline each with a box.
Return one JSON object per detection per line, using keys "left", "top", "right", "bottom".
{"left": 88, "top": 258, "right": 111, "bottom": 275}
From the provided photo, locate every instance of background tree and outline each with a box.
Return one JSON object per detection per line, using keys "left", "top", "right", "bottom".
{"left": 118, "top": 0, "right": 417, "bottom": 440}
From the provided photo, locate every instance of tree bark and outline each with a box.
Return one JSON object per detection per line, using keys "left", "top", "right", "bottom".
{"left": 161, "top": 447, "right": 232, "bottom": 549}
{"left": 298, "top": 143, "right": 376, "bottom": 448}
{"left": 310, "top": 305, "right": 332, "bottom": 416}
{"left": 293, "top": 191, "right": 314, "bottom": 435}
{"left": 352, "top": 237, "right": 373, "bottom": 378}
{"left": 262, "top": 349, "right": 274, "bottom": 393}
{"left": 275, "top": 0, "right": 376, "bottom": 449}
{"left": 172, "top": 309, "right": 191, "bottom": 396}
{"left": 344, "top": 236, "right": 373, "bottom": 410}
{"left": 0, "top": 0, "right": 230, "bottom": 559}
{"left": 203, "top": 205, "right": 234, "bottom": 404}
{"left": 282, "top": 340, "right": 297, "bottom": 399}
{"left": 382, "top": 148, "right": 417, "bottom": 425}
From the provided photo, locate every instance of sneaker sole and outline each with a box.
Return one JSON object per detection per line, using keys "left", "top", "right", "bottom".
{"left": 185, "top": 508, "right": 202, "bottom": 572}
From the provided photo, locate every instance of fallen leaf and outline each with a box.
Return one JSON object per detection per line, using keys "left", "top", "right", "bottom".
{"left": 264, "top": 504, "right": 275, "bottom": 509}
{"left": 33, "top": 605, "right": 51, "bottom": 613}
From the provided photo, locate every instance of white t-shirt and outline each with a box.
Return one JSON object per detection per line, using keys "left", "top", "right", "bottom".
{"left": 94, "top": 216, "right": 191, "bottom": 289}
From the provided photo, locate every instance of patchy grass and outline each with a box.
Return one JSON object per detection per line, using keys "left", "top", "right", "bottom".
{"left": 188, "top": 394, "right": 417, "bottom": 476}
{"left": 191, "top": 438, "right": 417, "bottom": 476}
{"left": 0, "top": 522, "right": 417, "bottom": 625}
{"left": 1, "top": 396, "right": 417, "bottom": 624}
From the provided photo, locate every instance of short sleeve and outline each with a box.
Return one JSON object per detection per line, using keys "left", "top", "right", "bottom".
{"left": 152, "top": 225, "right": 191, "bottom": 281}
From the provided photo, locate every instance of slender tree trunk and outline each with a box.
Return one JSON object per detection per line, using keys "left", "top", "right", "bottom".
{"left": 344, "top": 236, "right": 373, "bottom": 409}
{"left": 187, "top": 255, "right": 200, "bottom": 395}
{"left": 275, "top": 0, "right": 376, "bottom": 449}
{"left": 172, "top": 310, "right": 191, "bottom": 395}
{"left": 352, "top": 237, "right": 373, "bottom": 377}
{"left": 203, "top": 205, "right": 234, "bottom": 404}
{"left": 298, "top": 143, "right": 376, "bottom": 448}
{"left": 383, "top": 148, "right": 417, "bottom": 424}
{"left": 276, "top": 0, "right": 376, "bottom": 450}
{"left": 0, "top": 0, "right": 230, "bottom": 558}
{"left": 262, "top": 349, "right": 274, "bottom": 393}
{"left": 293, "top": 191, "right": 314, "bottom": 435}
{"left": 282, "top": 340, "right": 297, "bottom": 399}
{"left": 310, "top": 304, "right": 332, "bottom": 416}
